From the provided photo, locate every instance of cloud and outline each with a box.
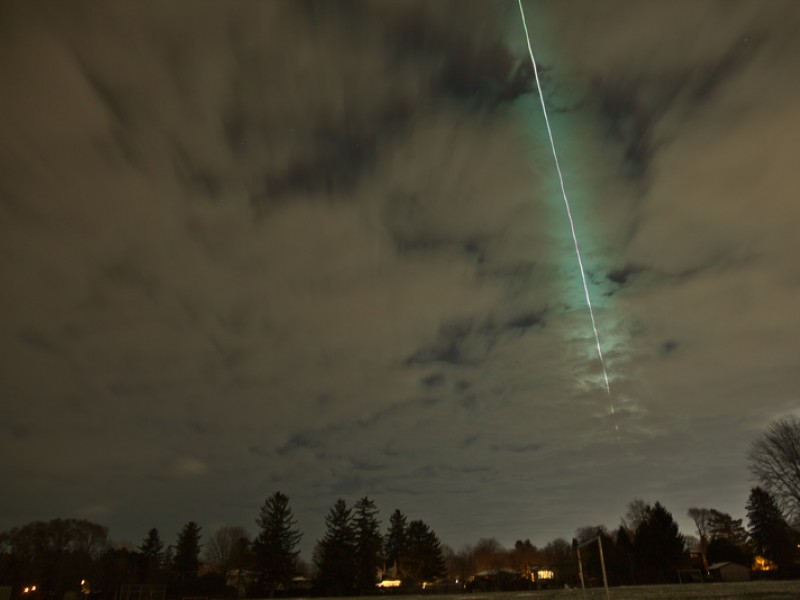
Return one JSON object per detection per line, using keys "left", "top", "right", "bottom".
{"left": 173, "top": 458, "right": 209, "bottom": 478}
{"left": 1, "top": 0, "right": 798, "bottom": 557}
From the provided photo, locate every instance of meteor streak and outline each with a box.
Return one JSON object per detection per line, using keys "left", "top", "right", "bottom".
{"left": 517, "top": 0, "right": 616, "bottom": 423}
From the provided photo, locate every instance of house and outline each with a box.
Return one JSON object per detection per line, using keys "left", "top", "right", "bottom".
{"left": 707, "top": 562, "right": 750, "bottom": 582}
{"left": 466, "top": 569, "right": 533, "bottom": 591}
{"left": 225, "top": 569, "right": 255, "bottom": 598}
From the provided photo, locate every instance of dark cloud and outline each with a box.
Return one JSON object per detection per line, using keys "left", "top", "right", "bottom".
{"left": 439, "top": 41, "right": 534, "bottom": 103}
{"left": 81, "top": 68, "right": 129, "bottom": 126}
{"left": 420, "top": 372, "right": 445, "bottom": 388}
{"left": 406, "top": 318, "right": 490, "bottom": 366}
{"left": 16, "top": 329, "right": 59, "bottom": 355}
{"left": 505, "top": 310, "right": 546, "bottom": 330}
{"left": 661, "top": 339, "right": 679, "bottom": 356}
{"left": 490, "top": 442, "right": 543, "bottom": 453}
{"left": 607, "top": 264, "right": 644, "bottom": 287}
{"left": 460, "top": 433, "right": 481, "bottom": 448}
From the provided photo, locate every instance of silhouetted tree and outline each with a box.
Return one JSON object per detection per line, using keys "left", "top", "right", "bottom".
{"left": 403, "top": 520, "right": 445, "bottom": 586}
{"left": 0, "top": 519, "right": 109, "bottom": 598}
{"left": 98, "top": 547, "right": 141, "bottom": 594}
{"left": 746, "top": 486, "right": 795, "bottom": 572}
{"left": 139, "top": 528, "right": 165, "bottom": 583}
{"left": 205, "top": 525, "right": 249, "bottom": 575}
{"left": 574, "top": 526, "right": 631, "bottom": 587}
{"left": 314, "top": 499, "right": 356, "bottom": 596}
{"left": 687, "top": 508, "right": 712, "bottom": 566}
{"left": 541, "top": 538, "right": 577, "bottom": 587}
{"left": 574, "top": 526, "right": 603, "bottom": 585}
{"left": 749, "top": 415, "right": 800, "bottom": 524}
{"left": 615, "top": 526, "right": 635, "bottom": 585}
{"left": 174, "top": 522, "right": 202, "bottom": 585}
{"left": 470, "top": 537, "right": 508, "bottom": 572}
{"left": 443, "top": 544, "right": 471, "bottom": 584}
{"left": 384, "top": 509, "right": 408, "bottom": 579}
{"left": 707, "top": 536, "right": 748, "bottom": 565}
{"left": 353, "top": 497, "right": 382, "bottom": 593}
{"left": 621, "top": 499, "right": 649, "bottom": 537}
{"left": 510, "top": 539, "right": 538, "bottom": 575}
{"left": 705, "top": 508, "right": 751, "bottom": 566}
{"left": 253, "top": 492, "right": 302, "bottom": 597}
{"left": 633, "top": 502, "right": 684, "bottom": 583}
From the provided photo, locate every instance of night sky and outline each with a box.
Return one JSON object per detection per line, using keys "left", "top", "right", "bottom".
{"left": 2, "top": 0, "right": 799, "bottom": 558}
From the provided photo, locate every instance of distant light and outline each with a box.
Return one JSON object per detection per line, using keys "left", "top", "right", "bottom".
{"left": 753, "top": 556, "right": 777, "bottom": 571}
{"left": 536, "top": 569, "right": 555, "bottom": 580}
{"left": 376, "top": 580, "right": 401, "bottom": 588}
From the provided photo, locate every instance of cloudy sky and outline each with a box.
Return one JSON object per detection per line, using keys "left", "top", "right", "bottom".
{"left": 2, "top": 0, "right": 799, "bottom": 557}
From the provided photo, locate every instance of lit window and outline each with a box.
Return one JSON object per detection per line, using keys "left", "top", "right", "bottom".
{"left": 536, "top": 569, "right": 555, "bottom": 580}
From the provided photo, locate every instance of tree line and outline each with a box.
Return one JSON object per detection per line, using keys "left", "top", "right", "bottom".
{"left": 0, "top": 493, "right": 446, "bottom": 599}
{"left": 2, "top": 415, "right": 799, "bottom": 598}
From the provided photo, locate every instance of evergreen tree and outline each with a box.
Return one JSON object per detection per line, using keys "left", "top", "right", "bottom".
{"left": 253, "top": 491, "right": 303, "bottom": 596}
{"left": 542, "top": 538, "right": 578, "bottom": 588}
{"left": 174, "top": 522, "right": 202, "bottom": 584}
{"left": 705, "top": 509, "right": 752, "bottom": 566}
{"left": 633, "top": 502, "right": 684, "bottom": 583}
{"left": 404, "top": 520, "right": 445, "bottom": 586}
{"left": 314, "top": 499, "right": 356, "bottom": 596}
{"left": 615, "top": 525, "right": 635, "bottom": 585}
{"left": 577, "top": 527, "right": 628, "bottom": 587}
{"left": 510, "top": 539, "right": 537, "bottom": 575}
{"left": 138, "top": 528, "right": 164, "bottom": 583}
{"left": 708, "top": 509, "right": 749, "bottom": 548}
{"left": 707, "top": 536, "right": 748, "bottom": 565}
{"left": 746, "top": 486, "right": 794, "bottom": 571}
{"left": 353, "top": 497, "right": 382, "bottom": 592}
{"left": 384, "top": 509, "right": 407, "bottom": 579}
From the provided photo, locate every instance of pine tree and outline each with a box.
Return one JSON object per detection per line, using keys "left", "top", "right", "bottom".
{"left": 708, "top": 509, "right": 749, "bottom": 548}
{"left": 404, "top": 520, "right": 445, "bottom": 586}
{"left": 253, "top": 491, "right": 303, "bottom": 596}
{"left": 138, "top": 528, "right": 165, "bottom": 583}
{"left": 384, "top": 509, "right": 408, "bottom": 579}
{"left": 633, "top": 502, "right": 684, "bottom": 583}
{"left": 314, "top": 499, "right": 356, "bottom": 596}
{"left": 746, "top": 486, "right": 794, "bottom": 571}
{"left": 353, "top": 497, "right": 382, "bottom": 592}
{"left": 615, "top": 525, "right": 635, "bottom": 585}
{"left": 174, "top": 522, "right": 202, "bottom": 584}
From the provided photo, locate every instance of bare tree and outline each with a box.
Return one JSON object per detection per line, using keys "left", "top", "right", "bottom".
{"left": 687, "top": 508, "right": 712, "bottom": 565}
{"left": 470, "top": 537, "right": 508, "bottom": 572}
{"left": 748, "top": 415, "right": 800, "bottom": 524}
{"left": 206, "top": 525, "right": 250, "bottom": 575}
{"left": 621, "top": 499, "right": 649, "bottom": 536}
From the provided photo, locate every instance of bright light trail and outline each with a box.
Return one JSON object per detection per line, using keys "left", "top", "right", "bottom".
{"left": 517, "top": 0, "right": 616, "bottom": 422}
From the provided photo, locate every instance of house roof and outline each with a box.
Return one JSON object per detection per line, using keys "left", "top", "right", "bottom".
{"left": 707, "top": 562, "right": 747, "bottom": 570}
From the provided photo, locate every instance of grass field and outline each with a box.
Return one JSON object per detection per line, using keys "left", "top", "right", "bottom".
{"left": 350, "top": 582, "right": 800, "bottom": 600}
